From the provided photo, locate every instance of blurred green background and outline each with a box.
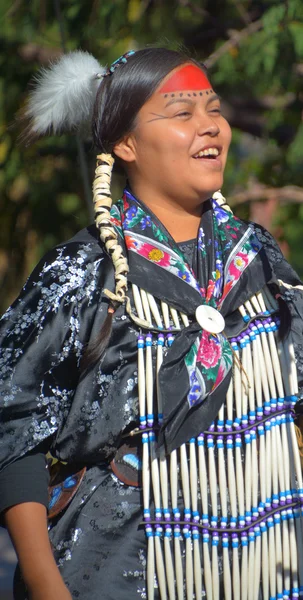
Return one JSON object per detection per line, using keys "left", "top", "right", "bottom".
{"left": 0, "top": 0, "right": 302, "bottom": 313}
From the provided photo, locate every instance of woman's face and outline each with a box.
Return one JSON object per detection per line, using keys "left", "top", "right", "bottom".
{"left": 117, "top": 63, "right": 232, "bottom": 209}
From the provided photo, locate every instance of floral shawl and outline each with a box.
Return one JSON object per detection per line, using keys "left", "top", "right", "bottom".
{"left": 111, "top": 189, "right": 271, "bottom": 453}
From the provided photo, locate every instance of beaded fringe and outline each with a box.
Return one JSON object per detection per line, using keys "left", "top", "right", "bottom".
{"left": 132, "top": 284, "right": 303, "bottom": 600}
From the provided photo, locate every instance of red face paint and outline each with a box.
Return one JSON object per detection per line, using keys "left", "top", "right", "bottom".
{"left": 159, "top": 64, "right": 212, "bottom": 94}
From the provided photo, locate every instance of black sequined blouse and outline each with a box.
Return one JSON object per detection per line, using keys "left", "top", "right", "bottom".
{"left": 1, "top": 226, "right": 302, "bottom": 600}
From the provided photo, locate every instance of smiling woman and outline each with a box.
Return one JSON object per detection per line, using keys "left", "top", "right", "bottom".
{"left": 1, "top": 47, "right": 303, "bottom": 600}
{"left": 110, "top": 63, "right": 231, "bottom": 239}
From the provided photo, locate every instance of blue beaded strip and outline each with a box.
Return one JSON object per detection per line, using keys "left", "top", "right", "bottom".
{"left": 104, "top": 50, "right": 136, "bottom": 77}
{"left": 140, "top": 314, "right": 303, "bottom": 600}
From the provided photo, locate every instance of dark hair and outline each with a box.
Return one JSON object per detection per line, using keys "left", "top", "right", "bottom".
{"left": 92, "top": 48, "right": 206, "bottom": 153}
{"left": 83, "top": 49, "right": 206, "bottom": 371}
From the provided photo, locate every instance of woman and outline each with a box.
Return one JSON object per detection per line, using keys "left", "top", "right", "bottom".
{"left": 1, "top": 47, "right": 303, "bottom": 600}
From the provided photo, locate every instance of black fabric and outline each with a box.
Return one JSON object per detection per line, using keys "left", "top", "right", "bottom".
{"left": 0, "top": 210, "right": 303, "bottom": 599}
{"left": 176, "top": 238, "right": 196, "bottom": 272}
{"left": 121, "top": 191, "right": 271, "bottom": 319}
{"left": 0, "top": 240, "right": 194, "bottom": 520}
{"left": 0, "top": 452, "right": 49, "bottom": 517}
{"left": 118, "top": 190, "right": 271, "bottom": 452}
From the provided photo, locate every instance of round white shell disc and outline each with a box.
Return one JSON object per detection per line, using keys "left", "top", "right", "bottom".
{"left": 195, "top": 305, "right": 225, "bottom": 334}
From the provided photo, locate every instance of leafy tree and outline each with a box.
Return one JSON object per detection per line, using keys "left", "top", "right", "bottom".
{"left": 0, "top": 0, "right": 302, "bottom": 312}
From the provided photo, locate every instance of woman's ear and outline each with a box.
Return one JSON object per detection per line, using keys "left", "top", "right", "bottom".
{"left": 113, "top": 135, "right": 136, "bottom": 163}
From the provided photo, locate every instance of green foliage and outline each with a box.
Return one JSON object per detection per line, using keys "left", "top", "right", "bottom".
{"left": 289, "top": 21, "right": 303, "bottom": 56}
{"left": 0, "top": 0, "right": 302, "bottom": 312}
{"left": 287, "top": 123, "right": 303, "bottom": 167}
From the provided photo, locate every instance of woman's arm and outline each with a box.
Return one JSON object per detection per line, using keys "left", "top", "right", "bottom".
{"left": 4, "top": 502, "right": 72, "bottom": 600}
{"left": 0, "top": 453, "right": 71, "bottom": 599}
{"left": 0, "top": 237, "right": 107, "bottom": 597}
{"left": 0, "top": 451, "right": 50, "bottom": 517}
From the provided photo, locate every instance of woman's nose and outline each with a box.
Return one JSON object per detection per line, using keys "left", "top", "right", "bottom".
{"left": 197, "top": 116, "right": 220, "bottom": 137}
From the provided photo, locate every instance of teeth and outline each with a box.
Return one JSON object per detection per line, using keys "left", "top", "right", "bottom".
{"left": 194, "top": 147, "right": 219, "bottom": 158}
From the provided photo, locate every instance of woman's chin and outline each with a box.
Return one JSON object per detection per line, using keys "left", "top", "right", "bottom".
{"left": 196, "top": 178, "right": 224, "bottom": 200}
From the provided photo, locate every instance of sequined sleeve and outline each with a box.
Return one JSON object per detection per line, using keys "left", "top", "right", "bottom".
{"left": 0, "top": 236, "right": 107, "bottom": 471}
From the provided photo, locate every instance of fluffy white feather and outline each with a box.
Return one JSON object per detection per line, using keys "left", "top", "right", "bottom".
{"left": 26, "top": 51, "right": 105, "bottom": 135}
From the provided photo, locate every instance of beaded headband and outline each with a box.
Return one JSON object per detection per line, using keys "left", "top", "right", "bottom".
{"left": 104, "top": 50, "right": 136, "bottom": 77}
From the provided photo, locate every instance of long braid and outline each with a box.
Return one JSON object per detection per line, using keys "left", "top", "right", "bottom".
{"left": 93, "top": 153, "right": 150, "bottom": 329}
{"left": 212, "top": 190, "right": 233, "bottom": 214}
{"left": 93, "top": 153, "right": 129, "bottom": 306}
{"left": 81, "top": 154, "right": 150, "bottom": 368}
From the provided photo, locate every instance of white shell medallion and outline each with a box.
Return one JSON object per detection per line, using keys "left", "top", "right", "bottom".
{"left": 195, "top": 305, "right": 225, "bottom": 334}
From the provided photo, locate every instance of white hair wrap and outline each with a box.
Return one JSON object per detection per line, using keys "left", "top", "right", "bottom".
{"left": 25, "top": 50, "right": 105, "bottom": 135}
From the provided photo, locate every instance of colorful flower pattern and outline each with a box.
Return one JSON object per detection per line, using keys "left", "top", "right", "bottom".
{"left": 184, "top": 331, "right": 231, "bottom": 407}
{"left": 126, "top": 239, "right": 171, "bottom": 268}
{"left": 197, "top": 331, "right": 222, "bottom": 370}
{"left": 124, "top": 231, "right": 201, "bottom": 292}
{"left": 197, "top": 227, "right": 206, "bottom": 255}
{"left": 110, "top": 190, "right": 261, "bottom": 410}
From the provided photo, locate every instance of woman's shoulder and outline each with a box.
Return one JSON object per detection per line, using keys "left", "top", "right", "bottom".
{"left": 49, "top": 223, "right": 104, "bottom": 261}
{"left": 1, "top": 226, "right": 110, "bottom": 324}
{"left": 251, "top": 222, "right": 302, "bottom": 287}
{"left": 252, "top": 222, "right": 284, "bottom": 262}
{"left": 56, "top": 223, "right": 101, "bottom": 248}
{"left": 29, "top": 224, "right": 107, "bottom": 285}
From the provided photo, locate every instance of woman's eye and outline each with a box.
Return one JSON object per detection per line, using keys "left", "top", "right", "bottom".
{"left": 175, "top": 111, "right": 191, "bottom": 118}
{"left": 210, "top": 108, "right": 221, "bottom": 114}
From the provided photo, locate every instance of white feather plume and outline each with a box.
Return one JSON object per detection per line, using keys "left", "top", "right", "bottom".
{"left": 25, "top": 51, "right": 105, "bottom": 136}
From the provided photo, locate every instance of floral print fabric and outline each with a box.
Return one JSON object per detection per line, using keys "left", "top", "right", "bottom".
{"left": 111, "top": 190, "right": 263, "bottom": 451}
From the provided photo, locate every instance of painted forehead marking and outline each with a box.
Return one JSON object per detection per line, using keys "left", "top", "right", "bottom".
{"left": 159, "top": 64, "right": 212, "bottom": 94}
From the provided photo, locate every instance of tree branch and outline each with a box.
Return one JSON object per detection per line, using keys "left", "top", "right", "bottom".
{"left": 178, "top": 0, "right": 209, "bottom": 19}
{"left": 18, "top": 43, "right": 62, "bottom": 65}
{"left": 205, "top": 18, "right": 263, "bottom": 68}
{"left": 230, "top": 0, "right": 251, "bottom": 26}
{"left": 229, "top": 184, "right": 303, "bottom": 206}
{"left": 4, "top": 0, "right": 22, "bottom": 18}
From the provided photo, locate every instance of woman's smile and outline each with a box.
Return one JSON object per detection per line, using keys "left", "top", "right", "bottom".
{"left": 192, "top": 145, "right": 223, "bottom": 170}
